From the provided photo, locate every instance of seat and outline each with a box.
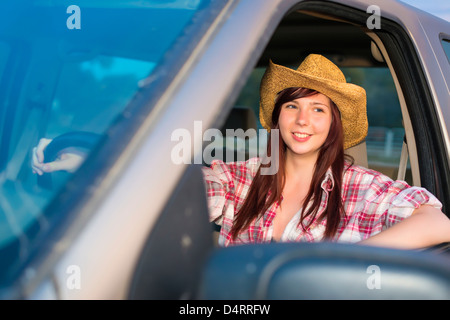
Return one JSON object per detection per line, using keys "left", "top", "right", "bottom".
{"left": 345, "top": 141, "right": 368, "bottom": 168}
{"left": 219, "top": 105, "right": 258, "bottom": 136}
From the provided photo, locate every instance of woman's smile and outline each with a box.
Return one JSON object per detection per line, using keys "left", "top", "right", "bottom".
{"left": 292, "top": 132, "right": 312, "bottom": 142}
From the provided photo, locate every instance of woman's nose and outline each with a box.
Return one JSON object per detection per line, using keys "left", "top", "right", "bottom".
{"left": 296, "top": 109, "right": 309, "bottom": 126}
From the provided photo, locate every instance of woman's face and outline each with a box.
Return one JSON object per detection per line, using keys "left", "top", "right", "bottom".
{"left": 278, "top": 92, "right": 333, "bottom": 160}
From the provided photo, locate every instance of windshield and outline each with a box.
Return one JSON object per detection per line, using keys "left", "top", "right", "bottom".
{"left": 0, "top": 0, "right": 216, "bottom": 287}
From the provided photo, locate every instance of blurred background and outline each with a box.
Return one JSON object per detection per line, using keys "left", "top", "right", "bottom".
{"left": 400, "top": 0, "right": 449, "bottom": 21}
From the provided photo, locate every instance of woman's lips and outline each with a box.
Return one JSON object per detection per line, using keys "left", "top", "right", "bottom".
{"left": 292, "top": 132, "right": 312, "bottom": 142}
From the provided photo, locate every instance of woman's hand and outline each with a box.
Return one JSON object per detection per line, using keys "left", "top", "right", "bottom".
{"left": 32, "top": 138, "right": 84, "bottom": 175}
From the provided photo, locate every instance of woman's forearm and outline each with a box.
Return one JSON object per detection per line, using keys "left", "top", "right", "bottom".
{"left": 358, "top": 205, "right": 450, "bottom": 250}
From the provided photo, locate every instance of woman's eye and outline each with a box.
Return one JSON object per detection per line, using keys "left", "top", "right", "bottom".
{"left": 285, "top": 104, "right": 297, "bottom": 109}
{"left": 314, "top": 107, "right": 324, "bottom": 113}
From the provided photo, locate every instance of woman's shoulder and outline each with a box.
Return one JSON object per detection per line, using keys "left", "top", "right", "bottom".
{"left": 344, "top": 162, "right": 382, "bottom": 176}
{"left": 203, "top": 157, "right": 262, "bottom": 183}
{"left": 343, "top": 161, "right": 399, "bottom": 185}
{"left": 209, "top": 157, "right": 261, "bottom": 172}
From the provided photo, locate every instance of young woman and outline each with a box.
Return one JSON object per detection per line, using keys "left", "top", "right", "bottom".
{"left": 33, "top": 54, "right": 450, "bottom": 249}
{"left": 202, "top": 54, "right": 450, "bottom": 248}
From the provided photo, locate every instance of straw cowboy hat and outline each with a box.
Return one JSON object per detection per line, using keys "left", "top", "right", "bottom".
{"left": 259, "top": 54, "right": 368, "bottom": 150}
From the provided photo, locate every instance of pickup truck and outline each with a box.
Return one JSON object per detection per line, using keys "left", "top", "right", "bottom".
{"left": 0, "top": 0, "right": 448, "bottom": 300}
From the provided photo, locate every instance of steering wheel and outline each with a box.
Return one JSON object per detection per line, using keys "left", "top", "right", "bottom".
{"left": 37, "top": 131, "right": 101, "bottom": 189}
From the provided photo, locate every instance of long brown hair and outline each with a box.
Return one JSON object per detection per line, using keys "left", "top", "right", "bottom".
{"left": 230, "top": 87, "right": 347, "bottom": 240}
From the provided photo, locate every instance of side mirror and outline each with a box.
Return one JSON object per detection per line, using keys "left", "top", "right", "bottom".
{"left": 199, "top": 242, "right": 450, "bottom": 299}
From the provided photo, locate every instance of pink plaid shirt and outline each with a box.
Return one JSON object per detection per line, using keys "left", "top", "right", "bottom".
{"left": 202, "top": 157, "right": 442, "bottom": 247}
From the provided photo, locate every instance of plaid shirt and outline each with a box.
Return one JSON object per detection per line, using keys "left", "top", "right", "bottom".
{"left": 202, "top": 157, "right": 442, "bottom": 247}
